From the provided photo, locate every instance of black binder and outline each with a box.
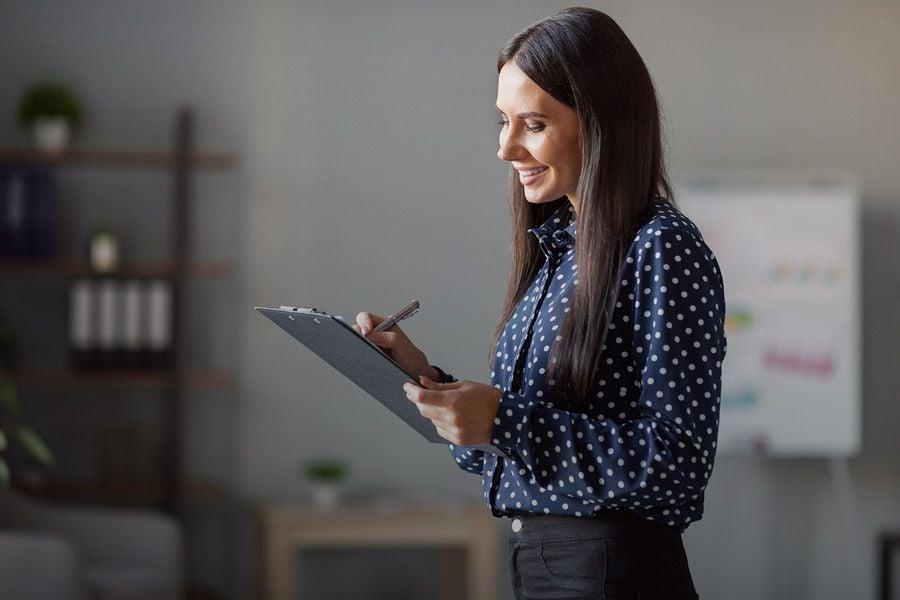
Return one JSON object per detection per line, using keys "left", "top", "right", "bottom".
{"left": 255, "top": 305, "right": 505, "bottom": 456}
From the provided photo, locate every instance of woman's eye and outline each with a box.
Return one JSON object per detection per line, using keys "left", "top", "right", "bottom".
{"left": 526, "top": 123, "right": 545, "bottom": 132}
{"left": 496, "top": 119, "right": 545, "bottom": 133}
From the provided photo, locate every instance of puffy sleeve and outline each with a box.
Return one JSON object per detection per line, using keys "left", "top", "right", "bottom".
{"left": 488, "top": 227, "right": 727, "bottom": 520}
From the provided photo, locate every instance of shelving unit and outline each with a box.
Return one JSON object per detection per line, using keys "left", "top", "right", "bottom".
{"left": 0, "top": 147, "right": 235, "bottom": 168}
{"left": 0, "top": 258, "right": 232, "bottom": 278}
{"left": 8, "top": 367, "right": 233, "bottom": 389}
{"left": 0, "top": 105, "right": 237, "bottom": 514}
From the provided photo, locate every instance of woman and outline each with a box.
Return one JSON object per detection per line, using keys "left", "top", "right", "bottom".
{"left": 353, "top": 7, "right": 726, "bottom": 599}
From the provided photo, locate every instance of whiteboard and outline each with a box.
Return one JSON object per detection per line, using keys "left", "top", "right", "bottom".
{"left": 674, "top": 170, "right": 862, "bottom": 456}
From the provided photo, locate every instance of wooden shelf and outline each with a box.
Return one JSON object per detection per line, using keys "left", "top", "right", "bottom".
{"left": 9, "top": 367, "right": 234, "bottom": 389}
{"left": 0, "top": 258, "right": 233, "bottom": 279}
{"left": 14, "top": 477, "right": 229, "bottom": 505}
{"left": 0, "top": 147, "right": 236, "bottom": 169}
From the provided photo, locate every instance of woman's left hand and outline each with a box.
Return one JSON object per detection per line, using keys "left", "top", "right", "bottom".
{"left": 403, "top": 376, "right": 502, "bottom": 446}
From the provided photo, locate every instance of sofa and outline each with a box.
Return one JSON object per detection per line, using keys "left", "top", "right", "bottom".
{"left": 0, "top": 486, "right": 184, "bottom": 599}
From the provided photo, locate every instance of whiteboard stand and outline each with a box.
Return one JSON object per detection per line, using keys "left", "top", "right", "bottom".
{"left": 829, "top": 457, "right": 867, "bottom": 596}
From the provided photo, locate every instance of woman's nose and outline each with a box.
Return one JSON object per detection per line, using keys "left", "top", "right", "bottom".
{"left": 497, "top": 132, "right": 522, "bottom": 162}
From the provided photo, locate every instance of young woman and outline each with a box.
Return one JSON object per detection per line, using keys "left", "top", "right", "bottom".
{"left": 354, "top": 7, "right": 726, "bottom": 599}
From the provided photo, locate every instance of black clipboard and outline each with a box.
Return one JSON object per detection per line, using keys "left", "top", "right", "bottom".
{"left": 255, "top": 305, "right": 505, "bottom": 456}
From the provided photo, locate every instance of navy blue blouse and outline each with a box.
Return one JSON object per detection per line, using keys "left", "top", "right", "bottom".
{"left": 440, "top": 197, "right": 727, "bottom": 532}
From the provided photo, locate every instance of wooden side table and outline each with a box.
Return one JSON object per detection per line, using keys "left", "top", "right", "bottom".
{"left": 255, "top": 502, "right": 500, "bottom": 600}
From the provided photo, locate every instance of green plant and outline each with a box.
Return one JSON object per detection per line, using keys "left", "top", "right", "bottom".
{"left": 300, "top": 458, "right": 348, "bottom": 483}
{"left": 0, "top": 370, "right": 55, "bottom": 484}
{"left": 0, "top": 319, "right": 55, "bottom": 484}
{"left": 16, "top": 81, "right": 84, "bottom": 131}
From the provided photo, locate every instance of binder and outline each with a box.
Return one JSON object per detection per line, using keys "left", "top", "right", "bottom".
{"left": 25, "top": 168, "right": 55, "bottom": 257}
{"left": 67, "top": 277, "right": 175, "bottom": 370}
{"left": 68, "top": 278, "right": 95, "bottom": 368}
{"left": 0, "top": 167, "right": 55, "bottom": 257}
{"left": 97, "top": 278, "right": 119, "bottom": 367}
{"left": 1, "top": 170, "right": 27, "bottom": 256}
{"left": 122, "top": 279, "right": 143, "bottom": 367}
{"left": 146, "top": 279, "right": 173, "bottom": 367}
{"left": 255, "top": 305, "right": 505, "bottom": 456}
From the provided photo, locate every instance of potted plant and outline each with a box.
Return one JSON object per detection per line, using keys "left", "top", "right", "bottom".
{"left": 299, "top": 458, "right": 349, "bottom": 509}
{"left": 16, "top": 81, "right": 84, "bottom": 153}
{"left": 0, "top": 318, "right": 55, "bottom": 485}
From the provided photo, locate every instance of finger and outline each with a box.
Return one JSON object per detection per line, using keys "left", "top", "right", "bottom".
{"left": 355, "top": 312, "right": 384, "bottom": 336}
{"left": 403, "top": 382, "right": 432, "bottom": 404}
{"left": 420, "top": 376, "right": 464, "bottom": 390}
{"left": 367, "top": 330, "right": 398, "bottom": 348}
{"left": 355, "top": 312, "right": 372, "bottom": 335}
{"left": 403, "top": 384, "right": 453, "bottom": 419}
{"left": 404, "top": 385, "right": 450, "bottom": 427}
{"left": 411, "top": 399, "right": 451, "bottom": 425}
{"left": 387, "top": 322, "right": 407, "bottom": 337}
{"left": 419, "top": 374, "right": 442, "bottom": 388}
{"left": 372, "top": 320, "right": 407, "bottom": 340}
{"left": 418, "top": 375, "right": 464, "bottom": 388}
{"left": 405, "top": 385, "right": 458, "bottom": 413}
{"left": 403, "top": 381, "right": 425, "bottom": 402}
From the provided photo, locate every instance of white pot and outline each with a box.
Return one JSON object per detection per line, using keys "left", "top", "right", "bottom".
{"left": 31, "top": 117, "right": 72, "bottom": 152}
{"left": 310, "top": 482, "right": 340, "bottom": 509}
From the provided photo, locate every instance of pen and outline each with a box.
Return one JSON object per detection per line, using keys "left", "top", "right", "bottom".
{"left": 370, "top": 299, "right": 420, "bottom": 334}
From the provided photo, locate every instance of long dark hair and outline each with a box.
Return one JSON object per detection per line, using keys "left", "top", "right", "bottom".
{"left": 489, "top": 7, "right": 675, "bottom": 412}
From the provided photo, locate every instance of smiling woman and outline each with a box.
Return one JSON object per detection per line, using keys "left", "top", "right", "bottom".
{"left": 357, "top": 7, "right": 725, "bottom": 600}
{"left": 442, "top": 6, "right": 723, "bottom": 600}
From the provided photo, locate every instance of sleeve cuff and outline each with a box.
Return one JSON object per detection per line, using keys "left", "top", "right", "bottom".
{"left": 490, "top": 391, "right": 537, "bottom": 455}
{"left": 430, "top": 364, "right": 457, "bottom": 384}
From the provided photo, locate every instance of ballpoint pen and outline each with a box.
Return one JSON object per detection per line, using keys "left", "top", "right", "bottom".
{"left": 370, "top": 299, "right": 420, "bottom": 334}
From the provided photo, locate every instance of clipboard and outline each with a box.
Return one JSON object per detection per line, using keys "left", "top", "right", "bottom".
{"left": 255, "top": 305, "right": 505, "bottom": 457}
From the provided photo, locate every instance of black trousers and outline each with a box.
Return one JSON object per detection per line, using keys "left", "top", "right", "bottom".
{"left": 507, "top": 510, "right": 699, "bottom": 600}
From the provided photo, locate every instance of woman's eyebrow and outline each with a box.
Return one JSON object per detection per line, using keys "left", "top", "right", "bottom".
{"left": 495, "top": 106, "right": 549, "bottom": 119}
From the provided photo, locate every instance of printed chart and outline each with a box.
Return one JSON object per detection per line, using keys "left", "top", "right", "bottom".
{"left": 675, "top": 170, "right": 861, "bottom": 456}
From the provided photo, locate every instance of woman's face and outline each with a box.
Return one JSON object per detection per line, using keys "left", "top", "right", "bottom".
{"left": 496, "top": 61, "right": 582, "bottom": 212}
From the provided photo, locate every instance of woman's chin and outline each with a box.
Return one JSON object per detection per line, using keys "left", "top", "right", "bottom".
{"left": 524, "top": 192, "right": 557, "bottom": 205}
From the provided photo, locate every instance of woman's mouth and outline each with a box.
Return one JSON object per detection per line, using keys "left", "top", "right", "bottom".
{"left": 519, "top": 166, "right": 548, "bottom": 185}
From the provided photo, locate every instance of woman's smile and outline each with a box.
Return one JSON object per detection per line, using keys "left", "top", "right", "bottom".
{"left": 519, "top": 166, "right": 548, "bottom": 185}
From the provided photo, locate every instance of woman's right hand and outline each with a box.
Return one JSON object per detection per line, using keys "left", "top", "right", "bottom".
{"left": 352, "top": 311, "right": 439, "bottom": 382}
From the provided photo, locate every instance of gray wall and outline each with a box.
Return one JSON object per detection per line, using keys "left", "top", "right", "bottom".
{"left": 2, "top": 1, "right": 899, "bottom": 598}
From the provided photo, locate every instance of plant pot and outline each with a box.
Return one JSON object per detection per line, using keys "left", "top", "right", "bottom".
{"left": 310, "top": 481, "right": 341, "bottom": 509}
{"left": 31, "top": 117, "right": 72, "bottom": 153}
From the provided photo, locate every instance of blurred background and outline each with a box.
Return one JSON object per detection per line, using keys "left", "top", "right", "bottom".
{"left": 0, "top": 1, "right": 898, "bottom": 599}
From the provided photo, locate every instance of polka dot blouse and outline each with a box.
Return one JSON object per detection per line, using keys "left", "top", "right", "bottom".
{"left": 440, "top": 197, "right": 727, "bottom": 532}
